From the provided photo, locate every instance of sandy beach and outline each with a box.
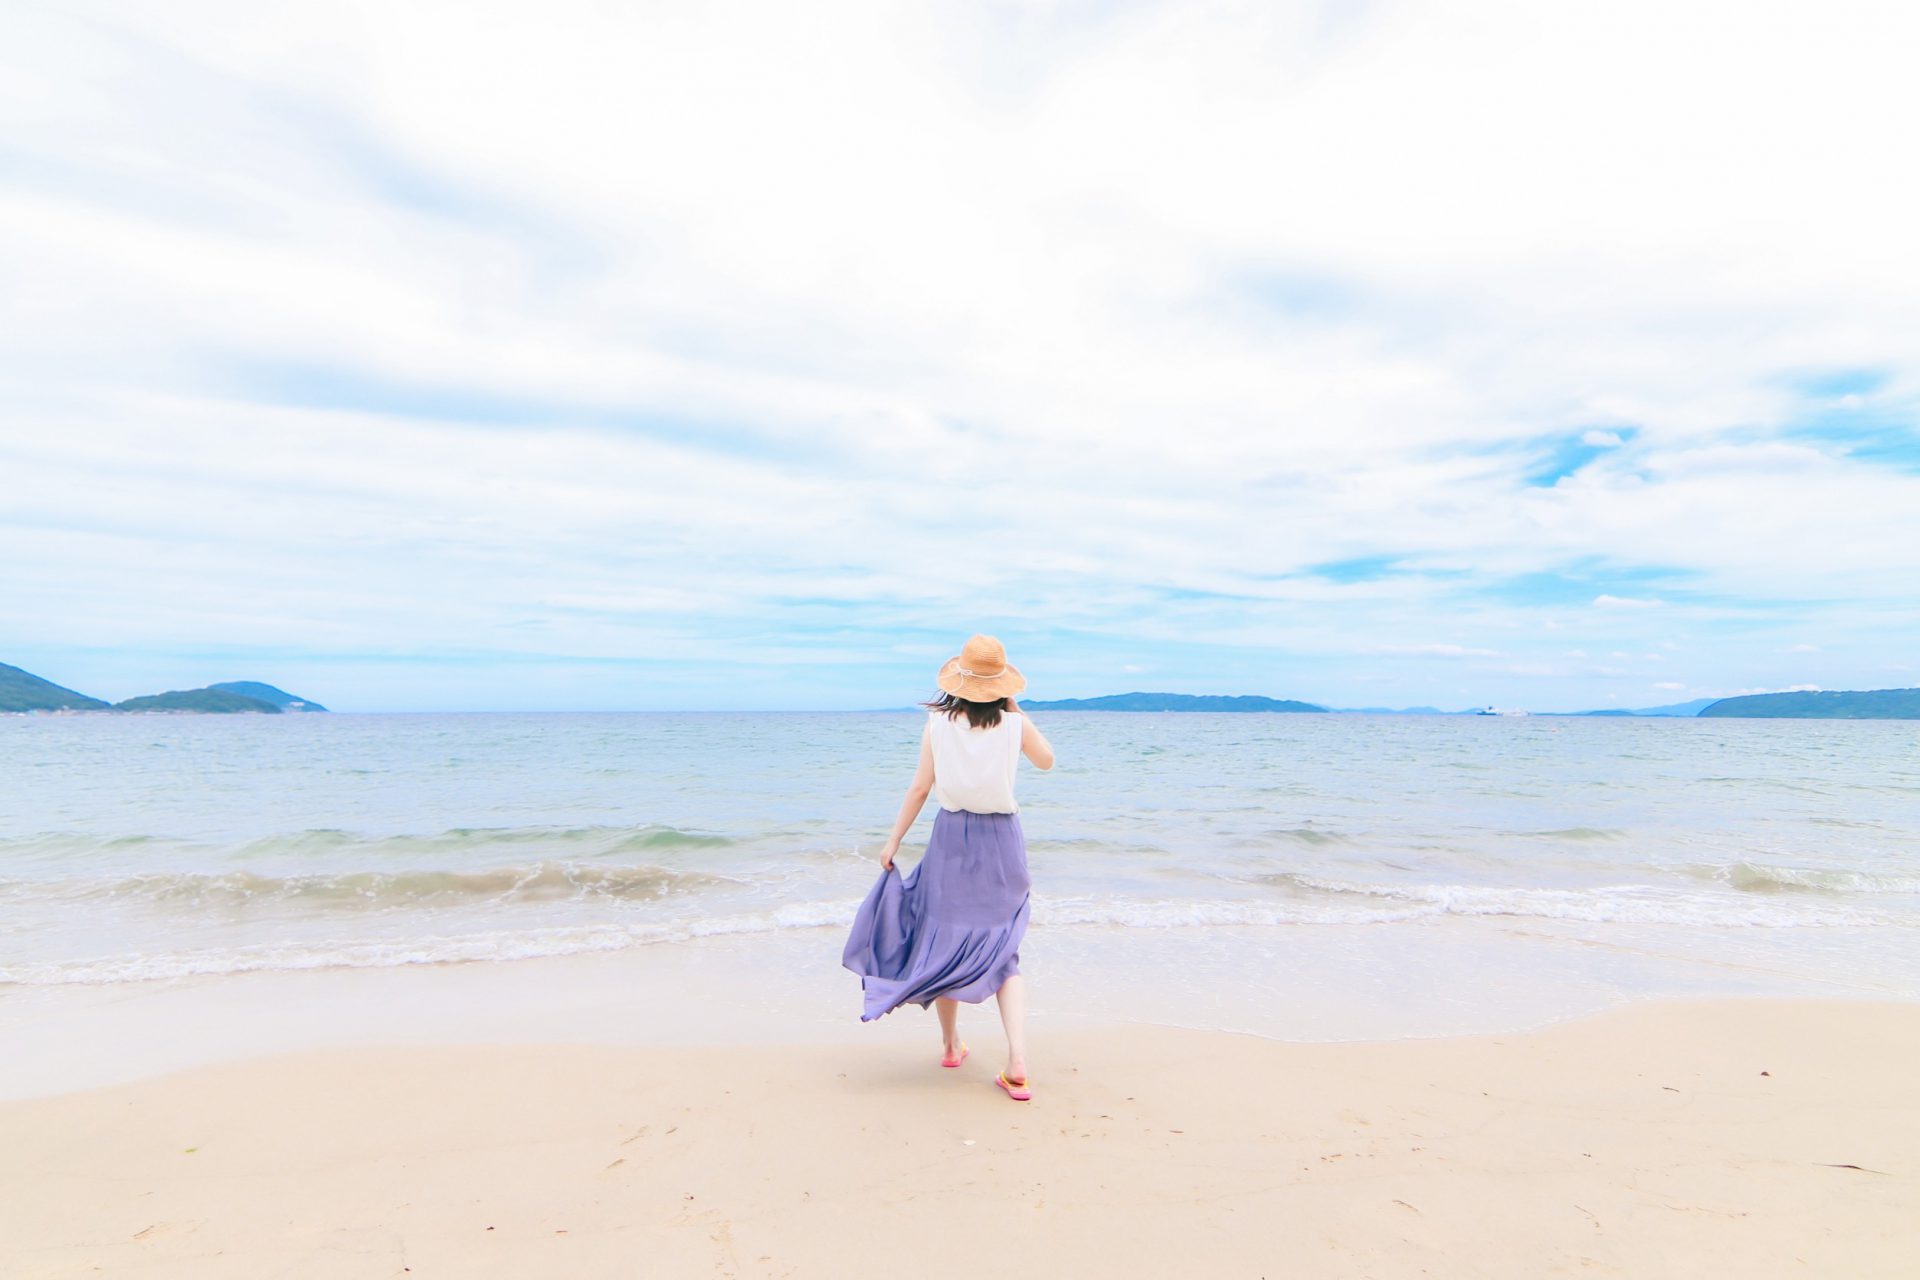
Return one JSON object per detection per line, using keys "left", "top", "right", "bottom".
{"left": 11, "top": 0, "right": 1920, "bottom": 1274}
{"left": 4, "top": 998, "right": 1915, "bottom": 1278}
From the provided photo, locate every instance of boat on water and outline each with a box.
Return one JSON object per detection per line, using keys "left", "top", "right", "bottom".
{"left": 1476, "top": 706, "right": 1530, "bottom": 717}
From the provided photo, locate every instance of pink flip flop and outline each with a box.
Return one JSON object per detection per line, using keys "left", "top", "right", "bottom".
{"left": 995, "top": 1072, "right": 1032, "bottom": 1101}
{"left": 941, "top": 1044, "right": 970, "bottom": 1069}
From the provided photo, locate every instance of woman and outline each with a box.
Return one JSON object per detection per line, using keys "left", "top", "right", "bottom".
{"left": 842, "top": 634, "right": 1056, "bottom": 1101}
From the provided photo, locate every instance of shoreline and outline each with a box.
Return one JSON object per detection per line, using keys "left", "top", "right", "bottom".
{"left": 8, "top": 916, "right": 1914, "bottom": 1103}
{"left": 4, "top": 997, "right": 1916, "bottom": 1277}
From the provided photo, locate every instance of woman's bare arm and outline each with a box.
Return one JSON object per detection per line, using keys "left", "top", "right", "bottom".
{"left": 1006, "top": 698, "right": 1055, "bottom": 770}
{"left": 877, "top": 725, "right": 936, "bottom": 869}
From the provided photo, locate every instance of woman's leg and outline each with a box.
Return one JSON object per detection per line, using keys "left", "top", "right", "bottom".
{"left": 936, "top": 998, "right": 961, "bottom": 1056}
{"left": 994, "top": 975, "right": 1028, "bottom": 1083}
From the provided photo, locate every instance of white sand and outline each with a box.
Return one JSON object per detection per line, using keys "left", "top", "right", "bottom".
{"left": 3, "top": 998, "right": 1916, "bottom": 1277}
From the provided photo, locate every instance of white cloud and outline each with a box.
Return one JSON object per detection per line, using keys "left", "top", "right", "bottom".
{"left": 1367, "top": 644, "right": 1502, "bottom": 659}
{"left": 2, "top": 1, "right": 1918, "bottom": 708}
{"left": 1653, "top": 681, "right": 1686, "bottom": 691}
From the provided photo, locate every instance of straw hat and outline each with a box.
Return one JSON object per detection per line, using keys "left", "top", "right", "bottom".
{"left": 936, "top": 634, "right": 1027, "bottom": 701}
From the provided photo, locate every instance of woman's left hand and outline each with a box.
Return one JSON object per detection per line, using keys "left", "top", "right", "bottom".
{"left": 878, "top": 838, "right": 899, "bottom": 870}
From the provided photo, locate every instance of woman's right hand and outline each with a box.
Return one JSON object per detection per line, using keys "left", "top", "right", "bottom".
{"left": 878, "top": 838, "right": 899, "bottom": 871}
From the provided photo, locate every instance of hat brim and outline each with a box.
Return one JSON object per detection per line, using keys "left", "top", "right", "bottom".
{"left": 935, "top": 657, "right": 1026, "bottom": 701}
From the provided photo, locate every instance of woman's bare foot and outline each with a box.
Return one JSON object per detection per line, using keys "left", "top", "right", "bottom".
{"left": 935, "top": 997, "right": 961, "bottom": 1062}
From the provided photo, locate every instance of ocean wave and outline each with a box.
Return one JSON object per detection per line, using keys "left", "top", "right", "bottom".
{"left": 2, "top": 897, "right": 1424, "bottom": 986}
{"left": 1689, "top": 862, "right": 1920, "bottom": 896}
{"left": 4, "top": 878, "right": 1901, "bottom": 986}
{"left": 1270, "top": 874, "right": 1885, "bottom": 927}
{"left": 1256, "top": 826, "right": 1351, "bottom": 846}
{"left": 0, "top": 861, "right": 729, "bottom": 909}
{"left": 1032, "top": 897, "right": 1425, "bottom": 928}
{"left": 0, "top": 900, "right": 859, "bottom": 986}
{"left": 242, "top": 823, "right": 738, "bottom": 857}
{"left": 0, "top": 823, "right": 737, "bottom": 863}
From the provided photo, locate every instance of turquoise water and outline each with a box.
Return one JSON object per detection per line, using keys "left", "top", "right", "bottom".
{"left": 2, "top": 712, "right": 1916, "bottom": 1011}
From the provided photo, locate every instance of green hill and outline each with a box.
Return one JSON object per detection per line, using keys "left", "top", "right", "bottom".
{"left": 114, "top": 688, "right": 283, "bottom": 714}
{"left": 1022, "top": 692, "right": 1327, "bottom": 713}
{"left": 209, "top": 681, "right": 327, "bottom": 712}
{"left": 0, "top": 661, "right": 110, "bottom": 712}
{"left": 1698, "top": 688, "right": 1920, "bottom": 720}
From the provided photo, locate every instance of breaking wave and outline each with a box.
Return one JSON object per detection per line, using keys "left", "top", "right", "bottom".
{"left": 1688, "top": 861, "right": 1920, "bottom": 896}
{"left": 4, "top": 875, "right": 1902, "bottom": 986}
{"left": 0, "top": 823, "right": 736, "bottom": 863}
{"left": 0, "top": 861, "right": 727, "bottom": 909}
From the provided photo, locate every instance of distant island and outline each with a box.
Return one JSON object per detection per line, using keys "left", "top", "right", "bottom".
{"left": 1, "top": 662, "right": 325, "bottom": 714}
{"left": 206, "top": 681, "right": 327, "bottom": 711}
{"left": 115, "top": 688, "right": 287, "bottom": 714}
{"left": 1021, "top": 688, "right": 1920, "bottom": 719}
{"left": 1575, "top": 697, "right": 1721, "bottom": 718}
{"left": 1022, "top": 692, "right": 1327, "bottom": 713}
{"left": 0, "top": 662, "right": 111, "bottom": 713}
{"left": 1698, "top": 688, "right": 1920, "bottom": 720}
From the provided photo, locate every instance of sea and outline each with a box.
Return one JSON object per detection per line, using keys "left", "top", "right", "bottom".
{"left": 3, "top": 711, "right": 1917, "bottom": 1081}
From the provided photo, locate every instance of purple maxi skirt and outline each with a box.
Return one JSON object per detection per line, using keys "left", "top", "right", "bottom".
{"left": 842, "top": 808, "right": 1031, "bottom": 1022}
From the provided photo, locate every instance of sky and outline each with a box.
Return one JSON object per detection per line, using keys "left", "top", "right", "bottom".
{"left": 3, "top": 0, "right": 1917, "bottom": 712}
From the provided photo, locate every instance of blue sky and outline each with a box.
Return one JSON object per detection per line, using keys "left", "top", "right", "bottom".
{"left": 3, "top": 0, "right": 1918, "bottom": 712}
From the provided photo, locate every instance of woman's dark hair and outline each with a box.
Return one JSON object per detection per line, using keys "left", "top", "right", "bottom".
{"left": 923, "top": 692, "right": 1006, "bottom": 729}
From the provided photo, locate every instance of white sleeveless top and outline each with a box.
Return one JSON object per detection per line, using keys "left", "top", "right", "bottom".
{"left": 926, "top": 710, "right": 1025, "bottom": 814}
